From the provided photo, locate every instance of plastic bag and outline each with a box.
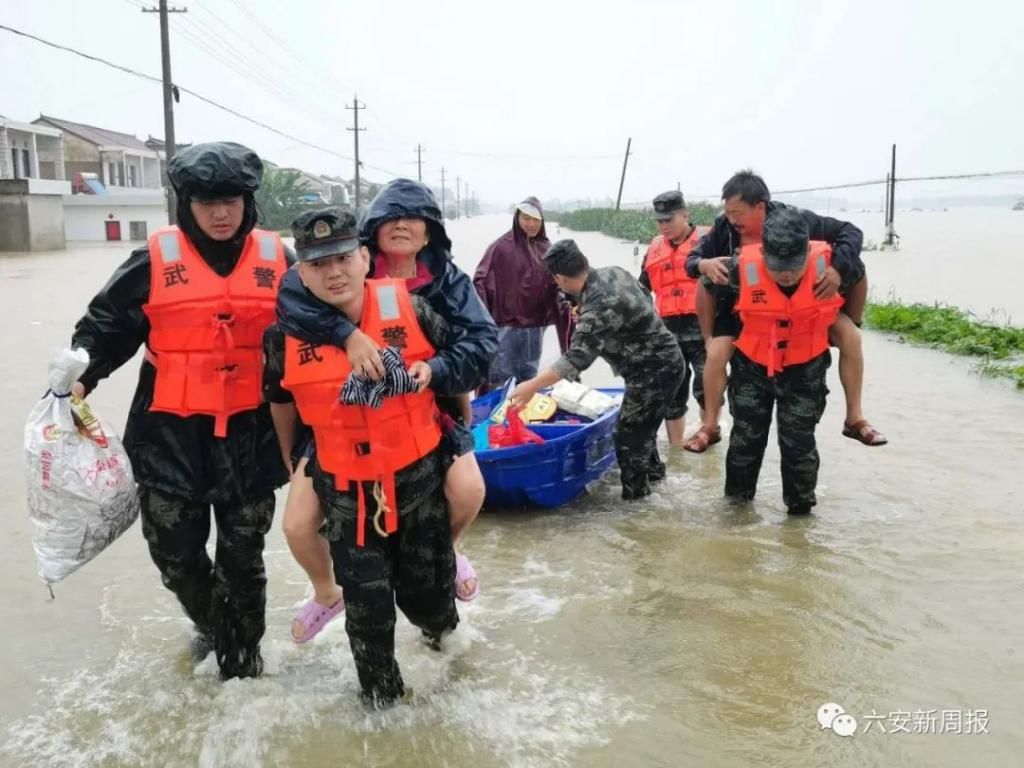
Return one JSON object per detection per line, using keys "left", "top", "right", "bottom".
{"left": 488, "top": 407, "right": 545, "bottom": 448}
{"left": 24, "top": 348, "right": 140, "bottom": 588}
{"left": 550, "top": 380, "right": 620, "bottom": 421}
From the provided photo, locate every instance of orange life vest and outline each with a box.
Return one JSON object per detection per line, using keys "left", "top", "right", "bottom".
{"left": 281, "top": 279, "right": 442, "bottom": 547}
{"left": 734, "top": 241, "right": 844, "bottom": 376}
{"left": 645, "top": 228, "right": 700, "bottom": 317}
{"left": 142, "top": 226, "right": 285, "bottom": 437}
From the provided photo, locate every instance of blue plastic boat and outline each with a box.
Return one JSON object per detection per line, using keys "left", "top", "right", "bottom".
{"left": 469, "top": 387, "right": 623, "bottom": 508}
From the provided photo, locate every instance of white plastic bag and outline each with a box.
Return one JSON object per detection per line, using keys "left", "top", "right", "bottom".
{"left": 551, "top": 380, "right": 620, "bottom": 421}
{"left": 24, "top": 348, "right": 140, "bottom": 587}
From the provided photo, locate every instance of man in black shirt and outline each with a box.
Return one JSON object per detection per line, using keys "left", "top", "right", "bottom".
{"left": 684, "top": 170, "right": 887, "bottom": 452}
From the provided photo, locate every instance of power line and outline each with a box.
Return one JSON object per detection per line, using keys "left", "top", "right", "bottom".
{"left": 188, "top": 4, "right": 349, "bottom": 125}
{"left": 171, "top": 17, "right": 297, "bottom": 106}
{"left": 226, "top": 0, "right": 294, "bottom": 59}
{"left": 0, "top": 23, "right": 407, "bottom": 178}
{"left": 139, "top": 0, "right": 186, "bottom": 224}
{"left": 225, "top": 0, "right": 356, "bottom": 102}
{"left": 170, "top": 13, "right": 350, "bottom": 129}
{"left": 660, "top": 169, "right": 1024, "bottom": 204}
{"left": 431, "top": 148, "right": 621, "bottom": 161}
{"left": 901, "top": 170, "right": 1024, "bottom": 183}
{"left": 773, "top": 170, "right": 1024, "bottom": 196}
{"left": 363, "top": 105, "right": 620, "bottom": 163}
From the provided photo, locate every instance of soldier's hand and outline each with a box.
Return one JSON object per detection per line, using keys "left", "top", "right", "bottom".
{"left": 71, "top": 381, "right": 86, "bottom": 399}
{"left": 700, "top": 257, "right": 730, "bottom": 286}
{"left": 408, "top": 361, "right": 432, "bottom": 391}
{"left": 509, "top": 381, "right": 537, "bottom": 409}
{"left": 814, "top": 266, "right": 841, "bottom": 299}
{"left": 345, "top": 330, "right": 385, "bottom": 380}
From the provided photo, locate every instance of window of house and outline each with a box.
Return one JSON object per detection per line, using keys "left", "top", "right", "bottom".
{"left": 128, "top": 165, "right": 137, "bottom": 187}
{"left": 21, "top": 149, "right": 31, "bottom": 178}
{"left": 108, "top": 162, "right": 119, "bottom": 186}
{"left": 11, "top": 148, "right": 20, "bottom": 179}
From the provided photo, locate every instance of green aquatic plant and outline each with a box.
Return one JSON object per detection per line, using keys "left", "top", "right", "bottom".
{"left": 865, "top": 300, "right": 1024, "bottom": 388}
{"left": 545, "top": 204, "right": 719, "bottom": 242}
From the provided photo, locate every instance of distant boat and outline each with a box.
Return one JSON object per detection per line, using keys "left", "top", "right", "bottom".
{"left": 1013, "top": 198, "right": 1024, "bottom": 211}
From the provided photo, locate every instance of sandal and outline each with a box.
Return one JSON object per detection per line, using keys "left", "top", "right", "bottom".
{"left": 455, "top": 553, "right": 480, "bottom": 602}
{"left": 291, "top": 597, "right": 345, "bottom": 644}
{"left": 842, "top": 419, "right": 888, "bottom": 447}
{"left": 684, "top": 425, "right": 722, "bottom": 453}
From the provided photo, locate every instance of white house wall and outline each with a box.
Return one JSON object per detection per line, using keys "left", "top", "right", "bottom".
{"left": 64, "top": 201, "right": 167, "bottom": 241}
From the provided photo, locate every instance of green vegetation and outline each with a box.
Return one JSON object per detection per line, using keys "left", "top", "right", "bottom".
{"left": 545, "top": 203, "right": 719, "bottom": 242}
{"left": 864, "top": 300, "right": 1024, "bottom": 388}
{"left": 255, "top": 167, "right": 319, "bottom": 231}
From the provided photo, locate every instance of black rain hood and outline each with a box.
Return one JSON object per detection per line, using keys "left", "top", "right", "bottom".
{"left": 168, "top": 141, "right": 263, "bottom": 267}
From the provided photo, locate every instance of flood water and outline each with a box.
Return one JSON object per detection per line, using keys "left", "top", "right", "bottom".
{"left": 1, "top": 209, "right": 1022, "bottom": 767}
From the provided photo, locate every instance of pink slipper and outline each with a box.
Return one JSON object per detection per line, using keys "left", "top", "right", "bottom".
{"left": 291, "top": 597, "right": 345, "bottom": 644}
{"left": 455, "top": 553, "right": 480, "bottom": 602}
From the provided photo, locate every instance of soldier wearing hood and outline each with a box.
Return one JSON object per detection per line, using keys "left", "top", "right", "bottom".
{"left": 70, "top": 141, "right": 289, "bottom": 679}
{"left": 473, "top": 197, "right": 573, "bottom": 390}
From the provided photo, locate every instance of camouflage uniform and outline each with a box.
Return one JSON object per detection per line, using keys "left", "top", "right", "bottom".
{"left": 314, "top": 452, "right": 457, "bottom": 706}
{"left": 550, "top": 262, "right": 684, "bottom": 500}
{"left": 655, "top": 314, "right": 705, "bottom": 421}
{"left": 265, "top": 317, "right": 459, "bottom": 705}
{"left": 638, "top": 192, "right": 707, "bottom": 421}
{"left": 139, "top": 486, "right": 275, "bottom": 677}
{"left": 725, "top": 350, "right": 830, "bottom": 512}
{"left": 715, "top": 208, "right": 833, "bottom": 514}
{"left": 266, "top": 206, "right": 459, "bottom": 705}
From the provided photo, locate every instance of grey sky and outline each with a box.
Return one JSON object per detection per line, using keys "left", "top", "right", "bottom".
{"left": 4, "top": 0, "right": 1024, "bottom": 206}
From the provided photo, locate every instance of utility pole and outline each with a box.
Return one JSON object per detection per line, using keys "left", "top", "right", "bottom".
{"left": 883, "top": 172, "right": 890, "bottom": 232}
{"left": 415, "top": 144, "right": 424, "bottom": 182}
{"left": 455, "top": 175, "right": 461, "bottom": 220}
{"left": 615, "top": 137, "right": 632, "bottom": 211}
{"left": 346, "top": 95, "right": 366, "bottom": 211}
{"left": 440, "top": 166, "right": 447, "bottom": 218}
{"left": 464, "top": 180, "right": 470, "bottom": 218}
{"left": 142, "top": 0, "right": 187, "bottom": 224}
{"left": 885, "top": 143, "right": 897, "bottom": 246}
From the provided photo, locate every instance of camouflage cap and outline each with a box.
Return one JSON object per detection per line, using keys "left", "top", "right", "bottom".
{"left": 762, "top": 207, "right": 810, "bottom": 271}
{"left": 291, "top": 206, "right": 360, "bottom": 262}
{"left": 652, "top": 190, "right": 686, "bottom": 221}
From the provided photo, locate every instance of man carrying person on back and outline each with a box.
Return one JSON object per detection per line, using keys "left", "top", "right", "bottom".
{"left": 683, "top": 169, "right": 886, "bottom": 452}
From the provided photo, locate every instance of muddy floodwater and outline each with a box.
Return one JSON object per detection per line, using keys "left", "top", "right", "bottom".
{"left": 1, "top": 209, "right": 1021, "bottom": 767}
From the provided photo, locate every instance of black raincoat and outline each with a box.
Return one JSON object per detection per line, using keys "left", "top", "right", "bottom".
{"left": 276, "top": 178, "right": 497, "bottom": 394}
{"left": 70, "top": 145, "right": 289, "bottom": 504}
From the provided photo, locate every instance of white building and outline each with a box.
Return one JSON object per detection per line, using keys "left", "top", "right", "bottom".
{"left": 0, "top": 117, "right": 71, "bottom": 251}
{"left": 31, "top": 115, "right": 169, "bottom": 243}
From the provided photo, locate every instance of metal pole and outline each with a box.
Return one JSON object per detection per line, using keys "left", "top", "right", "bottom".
{"left": 886, "top": 143, "right": 897, "bottom": 244}
{"left": 615, "top": 137, "right": 632, "bottom": 211}
{"left": 142, "top": 0, "right": 187, "bottom": 223}
{"left": 884, "top": 172, "right": 890, "bottom": 233}
{"left": 346, "top": 95, "right": 365, "bottom": 211}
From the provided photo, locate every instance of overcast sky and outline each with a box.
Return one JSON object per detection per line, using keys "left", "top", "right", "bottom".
{"left": 3, "top": 0, "right": 1024, "bottom": 207}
